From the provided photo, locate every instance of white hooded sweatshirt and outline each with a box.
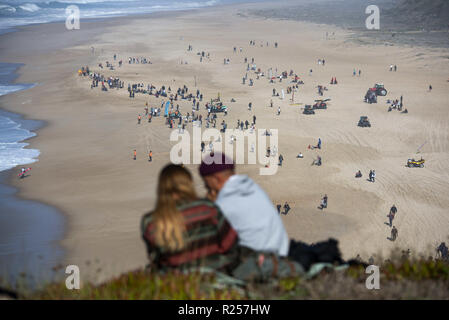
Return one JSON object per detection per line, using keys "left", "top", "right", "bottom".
{"left": 215, "top": 174, "right": 289, "bottom": 256}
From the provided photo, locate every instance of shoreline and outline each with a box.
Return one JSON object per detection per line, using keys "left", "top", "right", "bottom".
{"left": 0, "top": 62, "right": 66, "bottom": 287}
{"left": 1, "top": 1, "right": 448, "bottom": 285}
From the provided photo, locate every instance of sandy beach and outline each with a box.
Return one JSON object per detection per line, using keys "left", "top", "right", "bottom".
{"left": 1, "top": 1, "right": 449, "bottom": 284}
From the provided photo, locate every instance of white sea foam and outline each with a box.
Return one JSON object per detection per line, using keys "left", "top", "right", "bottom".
{"left": 0, "top": 84, "right": 30, "bottom": 96}
{"left": 18, "top": 3, "right": 41, "bottom": 12}
{"left": 0, "top": 5, "right": 17, "bottom": 13}
{"left": 0, "top": 84, "right": 39, "bottom": 172}
{"left": 0, "top": 0, "right": 224, "bottom": 31}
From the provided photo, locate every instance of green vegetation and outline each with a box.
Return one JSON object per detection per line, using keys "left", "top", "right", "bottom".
{"left": 5, "top": 256, "right": 447, "bottom": 300}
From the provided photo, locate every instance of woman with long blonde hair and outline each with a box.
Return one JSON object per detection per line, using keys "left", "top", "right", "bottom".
{"left": 141, "top": 164, "right": 238, "bottom": 271}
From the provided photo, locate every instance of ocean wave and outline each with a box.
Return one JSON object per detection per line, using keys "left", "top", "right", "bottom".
{"left": 0, "top": 0, "right": 224, "bottom": 31}
{"left": 0, "top": 84, "right": 33, "bottom": 96}
{"left": 0, "top": 115, "right": 40, "bottom": 172}
{"left": 176, "top": 0, "right": 218, "bottom": 8}
{"left": 0, "top": 141, "right": 40, "bottom": 172}
{"left": 0, "top": 5, "right": 17, "bottom": 13}
{"left": 18, "top": 3, "right": 41, "bottom": 12}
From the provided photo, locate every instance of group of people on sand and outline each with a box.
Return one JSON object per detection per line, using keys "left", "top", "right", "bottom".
{"left": 389, "top": 64, "right": 398, "bottom": 72}
{"left": 128, "top": 57, "right": 151, "bottom": 64}
{"left": 277, "top": 202, "right": 291, "bottom": 215}
{"left": 387, "top": 204, "right": 398, "bottom": 241}
{"left": 249, "top": 40, "right": 277, "bottom": 48}
{"left": 78, "top": 65, "right": 125, "bottom": 92}
{"left": 354, "top": 169, "right": 376, "bottom": 182}
{"left": 132, "top": 149, "right": 153, "bottom": 162}
{"left": 387, "top": 96, "right": 408, "bottom": 113}
{"left": 352, "top": 69, "right": 362, "bottom": 77}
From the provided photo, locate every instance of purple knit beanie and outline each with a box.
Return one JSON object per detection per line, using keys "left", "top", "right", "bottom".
{"left": 199, "top": 152, "right": 234, "bottom": 177}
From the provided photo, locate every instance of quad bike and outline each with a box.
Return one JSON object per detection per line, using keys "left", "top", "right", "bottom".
{"left": 364, "top": 90, "right": 377, "bottom": 103}
{"left": 407, "top": 158, "right": 425, "bottom": 168}
{"left": 208, "top": 103, "right": 228, "bottom": 114}
{"left": 303, "top": 105, "right": 315, "bottom": 115}
{"left": 313, "top": 98, "right": 330, "bottom": 110}
{"left": 371, "top": 83, "right": 387, "bottom": 96}
{"left": 358, "top": 116, "right": 371, "bottom": 127}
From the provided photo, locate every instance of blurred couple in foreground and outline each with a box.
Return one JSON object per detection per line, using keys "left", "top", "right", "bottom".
{"left": 141, "top": 153, "right": 349, "bottom": 281}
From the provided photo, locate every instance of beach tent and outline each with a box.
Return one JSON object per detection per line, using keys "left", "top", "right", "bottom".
{"left": 164, "top": 101, "right": 170, "bottom": 117}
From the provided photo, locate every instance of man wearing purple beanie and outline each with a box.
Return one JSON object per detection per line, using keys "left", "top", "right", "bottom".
{"left": 199, "top": 152, "right": 289, "bottom": 257}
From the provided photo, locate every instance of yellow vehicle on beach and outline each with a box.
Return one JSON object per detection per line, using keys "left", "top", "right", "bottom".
{"left": 407, "top": 158, "right": 425, "bottom": 168}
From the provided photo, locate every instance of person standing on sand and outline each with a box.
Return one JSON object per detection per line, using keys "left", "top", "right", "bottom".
{"left": 283, "top": 202, "right": 291, "bottom": 215}
{"left": 278, "top": 154, "right": 284, "bottom": 166}
{"left": 148, "top": 150, "right": 153, "bottom": 162}
{"left": 133, "top": 150, "right": 137, "bottom": 160}
{"left": 391, "top": 226, "right": 398, "bottom": 241}
{"left": 429, "top": 85, "right": 432, "bottom": 92}
{"left": 388, "top": 205, "right": 397, "bottom": 227}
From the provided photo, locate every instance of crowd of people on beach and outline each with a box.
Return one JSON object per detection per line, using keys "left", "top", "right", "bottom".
{"left": 78, "top": 66, "right": 125, "bottom": 91}
{"left": 76, "top": 37, "right": 442, "bottom": 263}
